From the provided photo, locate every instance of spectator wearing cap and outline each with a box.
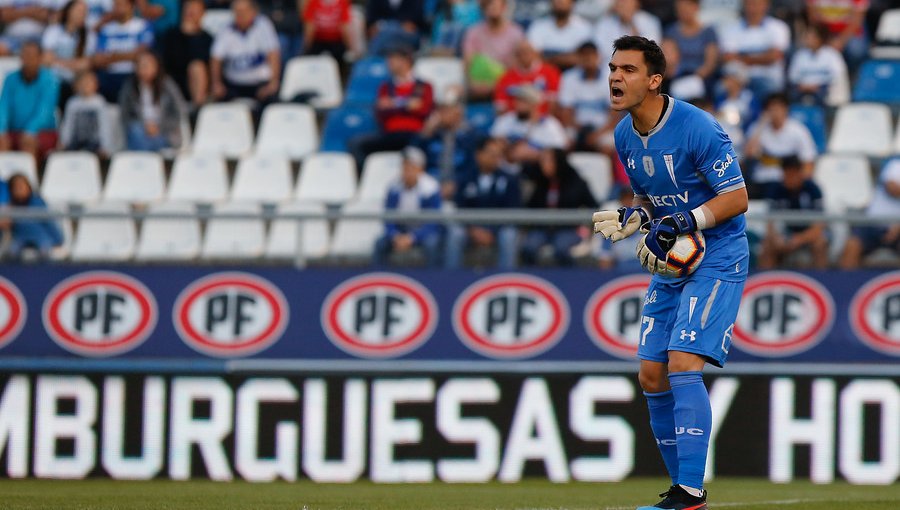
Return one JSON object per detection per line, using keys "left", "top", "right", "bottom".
{"left": 594, "top": 0, "right": 662, "bottom": 60}
{"left": 493, "top": 40, "right": 561, "bottom": 114}
{"left": 159, "top": 0, "right": 212, "bottom": 107}
{"left": 0, "top": 42, "right": 59, "bottom": 162}
{"left": 557, "top": 41, "right": 619, "bottom": 154}
{"left": 0, "top": 174, "right": 63, "bottom": 260}
{"left": 462, "top": 0, "right": 525, "bottom": 101}
{"left": 490, "top": 84, "right": 569, "bottom": 168}
{"left": 525, "top": 0, "right": 592, "bottom": 70}
{"left": 348, "top": 46, "right": 434, "bottom": 171}
{"left": 365, "top": 0, "right": 427, "bottom": 55}
{"left": 374, "top": 146, "right": 443, "bottom": 267}
{"left": 210, "top": 0, "right": 281, "bottom": 104}
{"left": 840, "top": 158, "right": 900, "bottom": 269}
{"left": 661, "top": 0, "right": 718, "bottom": 101}
{"left": 788, "top": 23, "right": 849, "bottom": 106}
{"left": 414, "top": 87, "right": 479, "bottom": 200}
{"left": 758, "top": 155, "right": 828, "bottom": 270}
{"left": 87, "top": 0, "right": 154, "bottom": 102}
{"left": 719, "top": 0, "right": 790, "bottom": 99}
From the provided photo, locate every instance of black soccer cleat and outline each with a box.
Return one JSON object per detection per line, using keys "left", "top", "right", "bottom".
{"left": 635, "top": 485, "right": 708, "bottom": 510}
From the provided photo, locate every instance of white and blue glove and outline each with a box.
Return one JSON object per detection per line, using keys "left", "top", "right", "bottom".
{"left": 592, "top": 206, "right": 651, "bottom": 242}
{"left": 637, "top": 211, "right": 698, "bottom": 276}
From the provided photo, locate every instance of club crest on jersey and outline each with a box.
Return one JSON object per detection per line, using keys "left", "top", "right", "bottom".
{"left": 642, "top": 156, "right": 655, "bottom": 177}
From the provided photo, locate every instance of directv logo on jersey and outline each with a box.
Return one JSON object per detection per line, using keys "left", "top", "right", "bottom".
{"left": 647, "top": 191, "right": 689, "bottom": 207}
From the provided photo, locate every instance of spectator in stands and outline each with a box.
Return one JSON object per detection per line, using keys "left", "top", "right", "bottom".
{"left": 0, "top": 42, "right": 59, "bottom": 161}
{"left": 758, "top": 155, "right": 829, "bottom": 269}
{"left": 720, "top": 0, "right": 790, "bottom": 99}
{"left": 430, "top": 0, "right": 481, "bottom": 55}
{"left": 840, "top": 158, "right": 900, "bottom": 269}
{"left": 557, "top": 41, "right": 619, "bottom": 155}
{"left": 41, "top": 0, "right": 90, "bottom": 107}
{"left": 494, "top": 40, "right": 560, "bottom": 114}
{"left": 59, "top": 70, "right": 114, "bottom": 155}
{"left": 446, "top": 136, "right": 520, "bottom": 269}
{"left": 118, "top": 50, "right": 186, "bottom": 151}
{"left": 260, "top": 0, "right": 302, "bottom": 64}
{"left": 210, "top": 0, "right": 281, "bottom": 104}
{"left": 365, "top": 0, "right": 427, "bottom": 55}
{"left": 302, "top": 0, "right": 353, "bottom": 63}
{"left": 595, "top": 186, "right": 643, "bottom": 269}
{"left": 134, "top": 0, "right": 174, "bottom": 35}
{"left": 807, "top": 0, "right": 868, "bottom": 72}
{"left": 526, "top": 0, "right": 592, "bottom": 70}
{"left": 491, "top": 84, "right": 568, "bottom": 167}
{"left": 82, "top": 0, "right": 112, "bottom": 28}
{"left": 159, "top": 0, "right": 212, "bottom": 107}
{"left": 88, "top": 0, "right": 154, "bottom": 102}
{"left": 462, "top": 0, "right": 524, "bottom": 101}
{"left": 520, "top": 148, "right": 596, "bottom": 266}
{"left": 0, "top": 0, "right": 50, "bottom": 56}
{"left": 594, "top": 0, "right": 662, "bottom": 60}
{"left": 661, "top": 0, "right": 718, "bottom": 101}
{"left": 0, "top": 174, "right": 63, "bottom": 259}
{"left": 788, "top": 23, "right": 849, "bottom": 106}
{"left": 715, "top": 62, "right": 759, "bottom": 147}
{"left": 744, "top": 93, "right": 817, "bottom": 197}
{"left": 414, "top": 87, "right": 478, "bottom": 200}
{"left": 348, "top": 46, "right": 434, "bottom": 171}
{"left": 374, "top": 146, "right": 443, "bottom": 267}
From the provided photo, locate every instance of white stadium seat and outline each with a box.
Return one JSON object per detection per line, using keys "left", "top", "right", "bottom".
{"left": 357, "top": 151, "right": 401, "bottom": 201}
{"left": 230, "top": 155, "right": 293, "bottom": 202}
{"left": 0, "top": 56, "right": 20, "bottom": 96}
{"left": 201, "top": 9, "right": 232, "bottom": 37}
{"left": 255, "top": 104, "right": 318, "bottom": 160}
{"left": 71, "top": 202, "right": 136, "bottom": 261}
{"left": 201, "top": 202, "right": 266, "bottom": 259}
{"left": 50, "top": 214, "right": 73, "bottom": 261}
{"left": 0, "top": 151, "right": 38, "bottom": 187}
{"left": 875, "top": 9, "right": 900, "bottom": 43}
{"left": 568, "top": 152, "right": 612, "bottom": 203}
{"left": 295, "top": 152, "right": 357, "bottom": 204}
{"left": 192, "top": 102, "right": 254, "bottom": 158}
{"left": 329, "top": 200, "right": 384, "bottom": 258}
{"left": 41, "top": 151, "right": 102, "bottom": 204}
{"left": 106, "top": 104, "right": 125, "bottom": 153}
{"left": 894, "top": 116, "right": 900, "bottom": 154}
{"left": 136, "top": 202, "right": 201, "bottom": 261}
{"left": 265, "top": 201, "right": 331, "bottom": 260}
{"left": 103, "top": 152, "right": 166, "bottom": 204}
{"left": 813, "top": 154, "right": 873, "bottom": 211}
{"left": 167, "top": 154, "right": 229, "bottom": 203}
{"left": 413, "top": 57, "right": 464, "bottom": 103}
{"left": 827, "top": 103, "right": 893, "bottom": 157}
{"left": 280, "top": 55, "right": 343, "bottom": 108}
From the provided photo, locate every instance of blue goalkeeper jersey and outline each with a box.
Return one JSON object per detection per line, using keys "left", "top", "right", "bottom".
{"left": 614, "top": 96, "right": 749, "bottom": 282}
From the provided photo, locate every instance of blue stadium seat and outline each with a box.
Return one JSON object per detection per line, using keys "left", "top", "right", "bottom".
{"left": 466, "top": 102, "right": 495, "bottom": 134}
{"left": 853, "top": 60, "right": 900, "bottom": 103}
{"left": 345, "top": 56, "right": 388, "bottom": 105}
{"left": 789, "top": 104, "right": 827, "bottom": 153}
{"left": 320, "top": 106, "right": 378, "bottom": 152}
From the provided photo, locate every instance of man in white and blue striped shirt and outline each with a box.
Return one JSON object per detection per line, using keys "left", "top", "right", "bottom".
{"left": 210, "top": 0, "right": 280, "bottom": 104}
{"left": 87, "top": 0, "right": 153, "bottom": 101}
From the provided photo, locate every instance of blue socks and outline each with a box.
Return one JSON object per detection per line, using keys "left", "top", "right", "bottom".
{"left": 644, "top": 390, "right": 678, "bottom": 485}
{"left": 668, "top": 371, "right": 712, "bottom": 492}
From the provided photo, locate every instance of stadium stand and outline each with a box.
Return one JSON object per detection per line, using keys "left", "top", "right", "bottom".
{"left": 42, "top": 152, "right": 102, "bottom": 205}
{"left": 357, "top": 151, "right": 402, "bottom": 201}
{"left": 201, "top": 201, "right": 266, "bottom": 260}
{"left": 167, "top": 154, "right": 229, "bottom": 203}
{"left": 789, "top": 104, "right": 828, "bottom": 154}
{"left": 230, "top": 155, "right": 294, "bottom": 203}
{"left": 329, "top": 200, "right": 384, "bottom": 259}
{"left": 827, "top": 103, "right": 894, "bottom": 157}
{"left": 192, "top": 102, "right": 255, "bottom": 158}
{"left": 103, "top": 152, "right": 166, "bottom": 204}
{"left": 136, "top": 201, "right": 202, "bottom": 261}
{"left": 345, "top": 56, "right": 388, "bottom": 105}
{"left": 255, "top": 104, "right": 319, "bottom": 160}
{"left": 295, "top": 152, "right": 358, "bottom": 204}
{"left": 265, "top": 201, "right": 331, "bottom": 260}
{"left": 320, "top": 106, "right": 378, "bottom": 152}
{"left": 280, "top": 55, "right": 344, "bottom": 108}
{"left": 71, "top": 202, "right": 137, "bottom": 261}
{"left": 813, "top": 154, "right": 874, "bottom": 211}
{"left": 0, "top": 56, "right": 20, "bottom": 96}
{"left": 0, "top": 151, "right": 38, "bottom": 187}
{"left": 852, "top": 60, "right": 900, "bottom": 103}
{"left": 412, "top": 56, "right": 465, "bottom": 104}
{"left": 567, "top": 152, "right": 612, "bottom": 204}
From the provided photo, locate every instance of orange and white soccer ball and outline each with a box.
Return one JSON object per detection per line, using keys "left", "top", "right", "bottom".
{"left": 638, "top": 231, "right": 706, "bottom": 278}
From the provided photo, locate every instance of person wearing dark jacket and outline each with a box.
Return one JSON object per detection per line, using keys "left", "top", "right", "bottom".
{"left": 520, "top": 148, "right": 596, "bottom": 265}
{"left": 1, "top": 174, "right": 63, "bottom": 259}
{"left": 118, "top": 50, "right": 187, "bottom": 151}
{"left": 365, "top": 0, "right": 427, "bottom": 55}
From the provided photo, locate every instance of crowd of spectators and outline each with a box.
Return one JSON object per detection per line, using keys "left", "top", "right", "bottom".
{"left": 0, "top": 0, "right": 896, "bottom": 268}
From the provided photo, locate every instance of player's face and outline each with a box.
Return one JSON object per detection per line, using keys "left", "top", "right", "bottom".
{"left": 608, "top": 49, "right": 660, "bottom": 112}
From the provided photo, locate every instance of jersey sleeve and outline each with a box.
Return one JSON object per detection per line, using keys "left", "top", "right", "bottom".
{"left": 690, "top": 112, "right": 745, "bottom": 195}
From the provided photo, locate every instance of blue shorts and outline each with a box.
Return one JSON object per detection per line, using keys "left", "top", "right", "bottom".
{"left": 637, "top": 274, "right": 745, "bottom": 368}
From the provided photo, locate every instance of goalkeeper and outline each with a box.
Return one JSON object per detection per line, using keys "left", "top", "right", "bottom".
{"left": 592, "top": 36, "right": 749, "bottom": 510}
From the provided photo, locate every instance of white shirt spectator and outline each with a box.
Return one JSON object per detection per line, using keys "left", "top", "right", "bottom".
{"left": 788, "top": 45, "right": 849, "bottom": 104}
{"left": 526, "top": 15, "right": 593, "bottom": 56}
{"left": 86, "top": 17, "right": 154, "bottom": 74}
{"left": 0, "top": 0, "right": 50, "bottom": 41}
{"left": 559, "top": 66, "right": 611, "bottom": 128}
{"left": 211, "top": 16, "right": 279, "bottom": 85}
{"left": 720, "top": 17, "right": 791, "bottom": 90}
{"left": 490, "top": 112, "right": 569, "bottom": 149}
{"left": 41, "top": 23, "right": 81, "bottom": 82}
{"left": 867, "top": 159, "right": 900, "bottom": 218}
{"left": 748, "top": 117, "right": 818, "bottom": 183}
{"left": 594, "top": 11, "right": 661, "bottom": 61}
{"left": 394, "top": 173, "right": 440, "bottom": 212}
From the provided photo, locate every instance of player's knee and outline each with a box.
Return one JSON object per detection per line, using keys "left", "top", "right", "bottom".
{"left": 638, "top": 368, "right": 669, "bottom": 392}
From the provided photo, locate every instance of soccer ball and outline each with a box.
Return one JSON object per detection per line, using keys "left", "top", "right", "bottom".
{"left": 664, "top": 231, "right": 706, "bottom": 277}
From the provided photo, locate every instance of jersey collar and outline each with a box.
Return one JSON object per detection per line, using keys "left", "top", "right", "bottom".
{"left": 632, "top": 94, "right": 674, "bottom": 140}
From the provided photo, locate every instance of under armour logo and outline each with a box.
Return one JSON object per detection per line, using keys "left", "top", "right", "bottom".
{"left": 627, "top": 158, "right": 636, "bottom": 170}
{"left": 680, "top": 329, "right": 697, "bottom": 342}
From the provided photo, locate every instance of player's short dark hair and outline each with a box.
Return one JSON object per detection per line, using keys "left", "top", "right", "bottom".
{"left": 612, "top": 36, "right": 666, "bottom": 78}
{"left": 764, "top": 92, "right": 790, "bottom": 109}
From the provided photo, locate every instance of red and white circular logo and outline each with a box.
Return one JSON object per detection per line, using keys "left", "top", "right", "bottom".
{"left": 174, "top": 272, "right": 288, "bottom": 357}
{"left": 584, "top": 274, "right": 652, "bottom": 360}
{"left": 43, "top": 271, "right": 157, "bottom": 356}
{"left": 453, "top": 273, "right": 569, "bottom": 359}
{"left": 322, "top": 273, "right": 437, "bottom": 358}
{"left": 0, "top": 276, "right": 26, "bottom": 349}
{"left": 850, "top": 272, "right": 900, "bottom": 356}
{"left": 733, "top": 272, "right": 834, "bottom": 357}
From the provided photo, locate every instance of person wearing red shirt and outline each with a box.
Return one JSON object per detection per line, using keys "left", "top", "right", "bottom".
{"left": 494, "top": 40, "right": 561, "bottom": 114}
{"left": 348, "top": 46, "right": 434, "bottom": 170}
{"left": 302, "top": 0, "right": 353, "bottom": 63}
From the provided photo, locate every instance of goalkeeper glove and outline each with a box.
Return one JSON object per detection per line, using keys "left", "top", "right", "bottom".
{"left": 592, "top": 206, "right": 651, "bottom": 242}
{"left": 641, "top": 211, "right": 698, "bottom": 260}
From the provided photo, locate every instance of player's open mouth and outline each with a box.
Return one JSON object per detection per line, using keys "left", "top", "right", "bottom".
{"left": 611, "top": 87, "right": 624, "bottom": 98}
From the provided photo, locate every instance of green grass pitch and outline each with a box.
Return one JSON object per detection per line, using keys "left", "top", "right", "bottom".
{"left": 2, "top": 478, "right": 899, "bottom": 509}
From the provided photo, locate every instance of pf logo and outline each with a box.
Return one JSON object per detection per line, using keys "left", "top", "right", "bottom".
{"left": 584, "top": 274, "right": 652, "bottom": 360}
{"left": 733, "top": 272, "right": 834, "bottom": 357}
{"left": 321, "top": 273, "right": 437, "bottom": 358}
{"left": 453, "top": 274, "right": 569, "bottom": 359}
{"left": 43, "top": 272, "right": 157, "bottom": 356}
{"left": 174, "top": 272, "right": 288, "bottom": 357}
{"left": 850, "top": 272, "right": 900, "bottom": 356}
{"left": 0, "top": 276, "right": 26, "bottom": 349}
